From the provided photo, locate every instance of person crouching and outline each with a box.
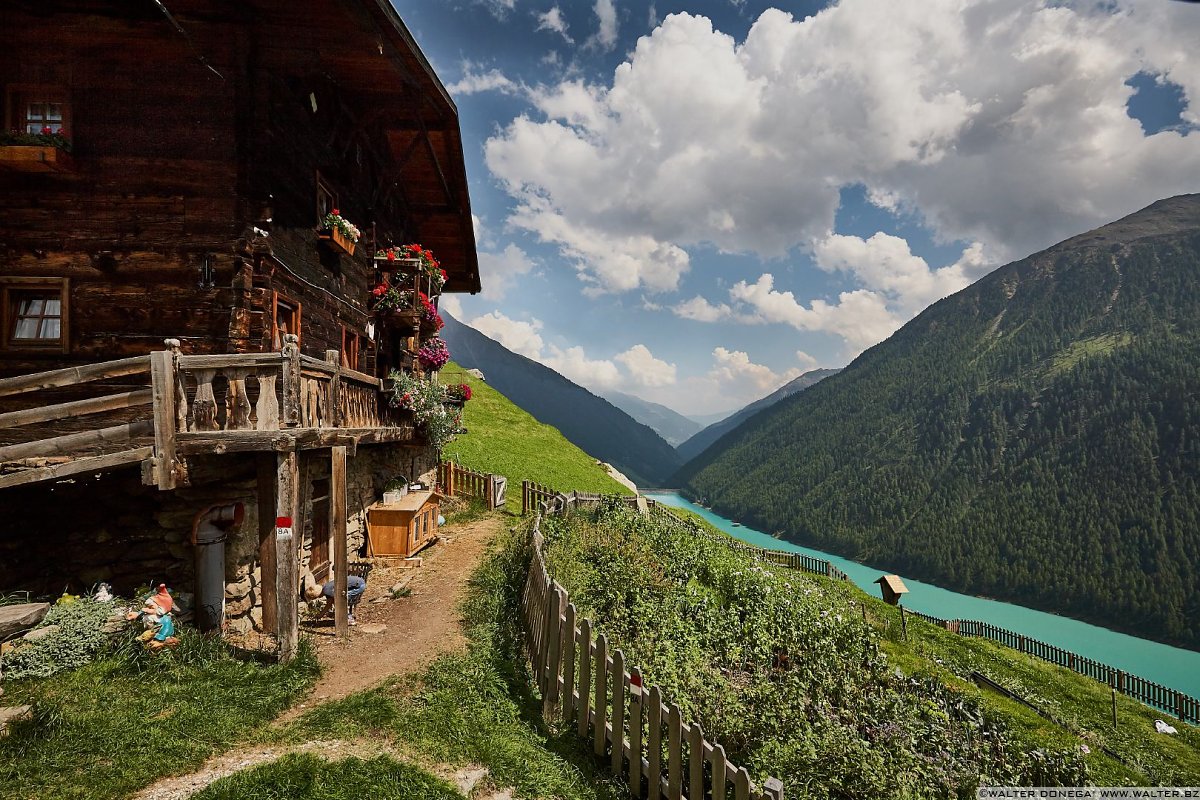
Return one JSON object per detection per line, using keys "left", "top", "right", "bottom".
{"left": 301, "top": 569, "right": 366, "bottom": 626}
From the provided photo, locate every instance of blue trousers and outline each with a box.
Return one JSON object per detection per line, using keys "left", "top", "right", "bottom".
{"left": 321, "top": 575, "right": 366, "bottom": 609}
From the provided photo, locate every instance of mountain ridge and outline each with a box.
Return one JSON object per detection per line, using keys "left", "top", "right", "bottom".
{"left": 676, "top": 193, "right": 1200, "bottom": 649}
{"left": 676, "top": 368, "right": 841, "bottom": 462}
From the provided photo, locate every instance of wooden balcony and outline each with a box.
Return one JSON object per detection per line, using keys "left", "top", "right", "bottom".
{"left": 0, "top": 335, "right": 416, "bottom": 491}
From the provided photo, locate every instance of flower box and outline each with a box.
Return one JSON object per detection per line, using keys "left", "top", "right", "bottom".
{"left": 0, "top": 145, "right": 76, "bottom": 173}
{"left": 318, "top": 225, "right": 356, "bottom": 256}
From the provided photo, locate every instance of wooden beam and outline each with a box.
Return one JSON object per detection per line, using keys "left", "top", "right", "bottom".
{"left": 331, "top": 445, "right": 349, "bottom": 637}
{"left": 0, "top": 389, "right": 152, "bottom": 429}
{"left": 257, "top": 454, "right": 278, "bottom": 635}
{"left": 0, "top": 355, "right": 151, "bottom": 398}
{"left": 0, "top": 446, "right": 153, "bottom": 490}
{"left": 177, "top": 352, "right": 284, "bottom": 371}
{"left": 149, "top": 350, "right": 178, "bottom": 490}
{"left": 275, "top": 449, "right": 300, "bottom": 661}
{"left": 0, "top": 420, "right": 155, "bottom": 462}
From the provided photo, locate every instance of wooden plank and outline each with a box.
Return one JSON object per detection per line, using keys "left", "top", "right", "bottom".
{"left": 0, "top": 419, "right": 155, "bottom": 462}
{"left": 149, "top": 350, "right": 178, "bottom": 490}
{"left": 562, "top": 604, "right": 577, "bottom": 724}
{"left": 281, "top": 334, "right": 302, "bottom": 426}
{"left": 593, "top": 633, "right": 608, "bottom": 757}
{"left": 577, "top": 618, "right": 592, "bottom": 739}
{"left": 611, "top": 649, "right": 626, "bottom": 777}
{"left": 0, "top": 388, "right": 153, "bottom": 429}
{"left": 275, "top": 449, "right": 299, "bottom": 661}
{"left": 763, "top": 777, "right": 784, "bottom": 800}
{"left": 688, "top": 721, "right": 704, "bottom": 800}
{"left": 734, "top": 768, "right": 751, "bottom": 800}
{"left": 543, "top": 584, "right": 564, "bottom": 716}
{"left": 0, "top": 355, "right": 150, "bottom": 398}
{"left": 712, "top": 743, "right": 727, "bottom": 800}
{"left": 0, "top": 446, "right": 152, "bottom": 490}
{"left": 331, "top": 445, "right": 349, "bottom": 636}
{"left": 647, "top": 686, "right": 663, "bottom": 799}
{"left": 629, "top": 668, "right": 644, "bottom": 797}
{"left": 667, "top": 704, "right": 682, "bottom": 800}
{"left": 177, "top": 352, "right": 283, "bottom": 370}
{"left": 257, "top": 454, "right": 278, "bottom": 635}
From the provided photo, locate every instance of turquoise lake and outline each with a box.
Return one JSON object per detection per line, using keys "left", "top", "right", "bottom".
{"left": 646, "top": 491, "right": 1200, "bottom": 701}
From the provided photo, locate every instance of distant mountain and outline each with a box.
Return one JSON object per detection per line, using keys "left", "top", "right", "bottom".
{"left": 440, "top": 313, "right": 683, "bottom": 487}
{"left": 602, "top": 391, "right": 700, "bottom": 447}
{"left": 676, "top": 194, "right": 1200, "bottom": 649}
{"left": 688, "top": 409, "right": 737, "bottom": 427}
{"left": 676, "top": 369, "right": 841, "bottom": 462}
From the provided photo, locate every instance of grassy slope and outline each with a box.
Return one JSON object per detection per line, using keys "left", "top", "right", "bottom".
{"left": 542, "top": 504, "right": 1200, "bottom": 791}
{"left": 439, "top": 362, "right": 632, "bottom": 509}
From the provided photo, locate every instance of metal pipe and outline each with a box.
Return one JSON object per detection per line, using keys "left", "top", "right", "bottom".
{"left": 191, "top": 502, "right": 244, "bottom": 632}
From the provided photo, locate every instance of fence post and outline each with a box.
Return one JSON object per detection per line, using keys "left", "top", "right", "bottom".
{"left": 281, "top": 333, "right": 301, "bottom": 426}
{"left": 629, "top": 668, "right": 644, "bottom": 797}
{"left": 149, "top": 347, "right": 179, "bottom": 490}
{"left": 763, "top": 777, "right": 785, "bottom": 800}
{"left": 611, "top": 649, "right": 626, "bottom": 777}
{"left": 712, "top": 744, "right": 727, "bottom": 800}
{"left": 543, "top": 585, "right": 564, "bottom": 717}
{"left": 578, "top": 619, "right": 593, "bottom": 739}
{"left": 562, "top": 603, "right": 577, "bottom": 723}
{"left": 522, "top": 480, "right": 529, "bottom": 515}
{"left": 734, "top": 767, "right": 752, "bottom": 800}
{"left": 594, "top": 633, "right": 609, "bottom": 758}
{"left": 667, "top": 704, "right": 683, "bottom": 800}
{"left": 688, "top": 722, "right": 704, "bottom": 800}
{"left": 647, "top": 686, "right": 663, "bottom": 799}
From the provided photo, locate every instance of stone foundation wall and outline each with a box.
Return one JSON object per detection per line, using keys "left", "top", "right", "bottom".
{"left": 0, "top": 443, "right": 438, "bottom": 634}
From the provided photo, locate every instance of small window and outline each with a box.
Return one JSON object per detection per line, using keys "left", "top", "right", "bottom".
{"left": 6, "top": 86, "right": 70, "bottom": 136}
{"left": 272, "top": 293, "right": 301, "bottom": 350}
{"left": 316, "top": 175, "right": 337, "bottom": 226}
{"left": 2, "top": 278, "right": 68, "bottom": 352}
{"left": 341, "top": 326, "right": 362, "bottom": 371}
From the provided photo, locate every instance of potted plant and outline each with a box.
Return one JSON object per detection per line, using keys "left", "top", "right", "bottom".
{"left": 416, "top": 336, "right": 450, "bottom": 372}
{"left": 317, "top": 208, "right": 361, "bottom": 255}
{"left": 370, "top": 276, "right": 418, "bottom": 327}
{"left": 444, "top": 383, "right": 471, "bottom": 407}
{"left": 419, "top": 292, "right": 444, "bottom": 335}
{"left": 375, "top": 243, "right": 447, "bottom": 296}
{"left": 0, "top": 127, "right": 75, "bottom": 173}
{"left": 388, "top": 370, "right": 461, "bottom": 449}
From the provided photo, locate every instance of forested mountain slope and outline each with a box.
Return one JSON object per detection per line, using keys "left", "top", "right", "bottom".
{"left": 440, "top": 313, "right": 683, "bottom": 487}
{"left": 676, "top": 368, "right": 840, "bottom": 461}
{"left": 676, "top": 194, "right": 1200, "bottom": 649}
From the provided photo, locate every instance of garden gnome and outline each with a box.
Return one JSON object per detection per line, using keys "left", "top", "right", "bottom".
{"left": 126, "top": 584, "right": 179, "bottom": 650}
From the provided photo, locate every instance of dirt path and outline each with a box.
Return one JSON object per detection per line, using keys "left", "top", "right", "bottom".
{"left": 280, "top": 513, "right": 503, "bottom": 716}
{"left": 132, "top": 512, "right": 508, "bottom": 800}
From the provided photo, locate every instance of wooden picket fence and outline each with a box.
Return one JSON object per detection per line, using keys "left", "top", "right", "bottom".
{"left": 439, "top": 460, "right": 500, "bottom": 509}
{"left": 524, "top": 494, "right": 785, "bottom": 800}
{"left": 905, "top": 610, "right": 1200, "bottom": 724}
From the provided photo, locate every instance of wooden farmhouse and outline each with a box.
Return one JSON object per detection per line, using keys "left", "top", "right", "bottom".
{"left": 0, "top": 0, "right": 481, "bottom": 651}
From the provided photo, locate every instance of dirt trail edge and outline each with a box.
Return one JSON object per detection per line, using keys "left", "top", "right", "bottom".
{"left": 131, "top": 513, "right": 507, "bottom": 800}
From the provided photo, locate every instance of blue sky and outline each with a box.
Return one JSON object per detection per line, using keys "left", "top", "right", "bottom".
{"left": 396, "top": 0, "right": 1200, "bottom": 417}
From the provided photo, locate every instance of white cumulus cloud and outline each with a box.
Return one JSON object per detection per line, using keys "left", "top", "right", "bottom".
{"left": 614, "top": 344, "right": 677, "bottom": 387}
{"left": 467, "top": 312, "right": 545, "bottom": 359}
{"left": 447, "top": 67, "right": 520, "bottom": 96}
{"left": 486, "top": 1, "right": 1200, "bottom": 295}
{"left": 479, "top": 243, "right": 536, "bottom": 300}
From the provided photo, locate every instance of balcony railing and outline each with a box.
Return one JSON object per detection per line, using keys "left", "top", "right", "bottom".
{"left": 0, "top": 335, "right": 415, "bottom": 491}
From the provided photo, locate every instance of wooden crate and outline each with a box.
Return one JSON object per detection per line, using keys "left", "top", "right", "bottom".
{"left": 367, "top": 490, "right": 444, "bottom": 557}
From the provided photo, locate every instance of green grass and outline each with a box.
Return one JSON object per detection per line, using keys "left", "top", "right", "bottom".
{"left": 194, "top": 754, "right": 464, "bottom": 800}
{"left": 674, "top": 506, "right": 1200, "bottom": 785}
{"left": 272, "top": 520, "right": 623, "bottom": 800}
{"left": 540, "top": 503, "right": 1200, "bottom": 795}
{"left": 867, "top": 600, "right": 1200, "bottom": 785}
{"left": 0, "top": 631, "right": 319, "bottom": 800}
{"left": 440, "top": 362, "right": 632, "bottom": 511}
